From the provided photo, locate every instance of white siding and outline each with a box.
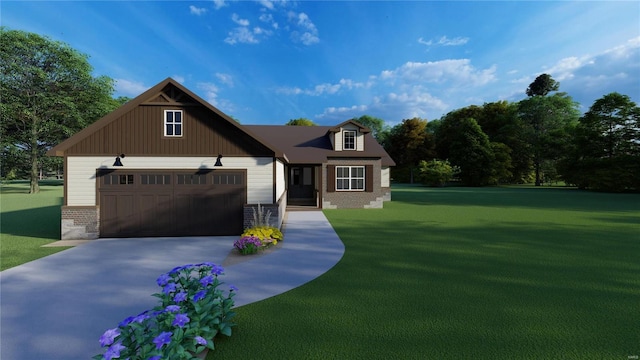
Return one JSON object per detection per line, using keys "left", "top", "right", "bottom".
{"left": 66, "top": 156, "right": 275, "bottom": 206}
{"left": 335, "top": 124, "right": 364, "bottom": 152}
{"left": 275, "top": 159, "right": 285, "bottom": 201}
{"left": 381, "top": 166, "right": 390, "bottom": 187}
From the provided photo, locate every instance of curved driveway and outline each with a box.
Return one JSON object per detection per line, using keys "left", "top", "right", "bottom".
{"left": 0, "top": 211, "right": 344, "bottom": 360}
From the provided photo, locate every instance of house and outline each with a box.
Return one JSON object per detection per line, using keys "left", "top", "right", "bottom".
{"left": 48, "top": 78, "right": 395, "bottom": 240}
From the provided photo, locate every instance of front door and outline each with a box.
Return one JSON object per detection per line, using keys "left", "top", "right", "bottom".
{"left": 288, "top": 166, "right": 316, "bottom": 206}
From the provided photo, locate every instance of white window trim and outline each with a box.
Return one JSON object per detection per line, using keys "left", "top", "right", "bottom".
{"left": 164, "top": 110, "right": 183, "bottom": 137}
{"left": 343, "top": 130, "right": 356, "bottom": 150}
{"left": 336, "top": 166, "right": 365, "bottom": 191}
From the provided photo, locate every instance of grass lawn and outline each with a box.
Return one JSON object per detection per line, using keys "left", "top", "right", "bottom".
{"left": 211, "top": 185, "right": 640, "bottom": 360}
{"left": 0, "top": 181, "right": 71, "bottom": 271}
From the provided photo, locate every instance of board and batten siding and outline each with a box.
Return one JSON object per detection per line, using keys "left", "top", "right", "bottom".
{"left": 275, "top": 159, "right": 286, "bottom": 201}
{"left": 66, "top": 156, "right": 275, "bottom": 206}
{"left": 381, "top": 166, "right": 391, "bottom": 187}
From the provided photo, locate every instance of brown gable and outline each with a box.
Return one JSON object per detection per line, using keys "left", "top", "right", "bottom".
{"left": 328, "top": 120, "right": 371, "bottom": 134}
{"left": 48, "top": 78, "right": 282, "bottom": 158}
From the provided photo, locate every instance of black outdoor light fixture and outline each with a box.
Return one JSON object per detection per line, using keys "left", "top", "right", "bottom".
{"left": 214, "top": 154, "right": 223, "bottom": 167}
{"left": 113, "top": 154, "right": 125, "bottom": 167}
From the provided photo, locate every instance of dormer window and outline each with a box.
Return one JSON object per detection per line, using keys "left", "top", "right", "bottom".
{"left": 343, "top": 130, "right": 356, "bottom": 150}
{"left": 164, "top": 110, "right": 183, "bottom": 137}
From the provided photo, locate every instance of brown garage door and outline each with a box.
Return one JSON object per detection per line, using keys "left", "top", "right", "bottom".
{"left": 98, "top": 169, "right": 246, "bottom": 238}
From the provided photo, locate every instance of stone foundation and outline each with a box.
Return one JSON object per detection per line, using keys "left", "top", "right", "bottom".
{"left": 61, "top": 206, "right": 99, "bottom": 240}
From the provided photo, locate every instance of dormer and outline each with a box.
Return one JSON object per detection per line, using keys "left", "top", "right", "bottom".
{"left": 328, "top": 120, "right": 371, "bottom": 152}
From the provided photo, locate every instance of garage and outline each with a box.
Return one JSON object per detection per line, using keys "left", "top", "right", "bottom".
{"left": 98, "top": 169, "right": 246, "bottom": 238}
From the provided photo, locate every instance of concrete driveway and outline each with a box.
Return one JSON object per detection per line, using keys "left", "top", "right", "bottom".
{"left": 0, "top": 211, "right": 344, "bottom": 360}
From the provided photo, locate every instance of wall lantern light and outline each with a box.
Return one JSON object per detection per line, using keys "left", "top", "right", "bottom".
{"left": 113, "top": 154, "right": 125, "bottom": 167}
{"left": 214, "top": 154, "right": 223, "bottom": 167}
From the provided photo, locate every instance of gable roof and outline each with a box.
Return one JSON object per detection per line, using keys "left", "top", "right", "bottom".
{"left": 328, "top": 120, "right": 371, "bottom": 134}
{"left": 245, "top": 125, "right": 395, "bottom": 166}
{"left": 48, "top": 78, "right": 283, "bottom": 159}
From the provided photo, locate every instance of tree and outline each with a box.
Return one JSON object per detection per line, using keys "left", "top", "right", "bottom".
{"left": 519, "top": 75, "right": 579, "bottom": 186}
{"left": 441, "top": 117, "right": 495, "bottom": 186}
{"left": 526, "top": 73, "right": 559, "bottom": 97}
{"left": 0, "top": 28, "right": 116, "bottom": 193}
{"left": 561, "top": 93, "right": 640, "bottom": 191}
{"left": 285, "top": 118, "right": 316, "bottom": 126}
{"left": 417, "top": 159, "right": 457, "bottom": 187}
{"left": 384, "top": 118, "right": 435, "bottom": 182}
{"left": 350, "top": 115, "right": 388, "bottom": 142}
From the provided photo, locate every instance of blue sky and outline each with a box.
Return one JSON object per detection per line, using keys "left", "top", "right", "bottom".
{"left": 3, "top": 1, "right": 639, "bottom": 126}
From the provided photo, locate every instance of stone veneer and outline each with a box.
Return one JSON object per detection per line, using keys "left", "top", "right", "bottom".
{"left": 61, "top": 206, "right": 99, "bottom": 240}
{"left": 321, "top": 159, "right": 391, "bottom": 209}
{"left": 243, "top": 194, "right": 286, "bottom": 230}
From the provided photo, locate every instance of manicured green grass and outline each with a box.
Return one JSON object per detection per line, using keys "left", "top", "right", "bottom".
{"left": 211, "top": 185, "right": 640, "bottom": 360}
{"left": 0, "top": 181, "right": 71, "bottom": 271}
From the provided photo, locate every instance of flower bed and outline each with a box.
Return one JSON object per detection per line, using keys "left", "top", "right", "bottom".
{"left": 234, "top": 226, "right": 284, "bottom": 255}
{"left": 94, "top": 262, "right": 236, "bottom": 360}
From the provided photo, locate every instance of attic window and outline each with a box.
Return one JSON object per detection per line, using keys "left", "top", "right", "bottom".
{"left": 343, "top": 130, "right": 356, "bottom": 150}
{"left": 164, "top": 110, "right": 183, "bottom": 137}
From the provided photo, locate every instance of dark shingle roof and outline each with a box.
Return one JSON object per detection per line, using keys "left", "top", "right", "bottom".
{"left": 245, "top": 125, "right": 395, "bottom": 166}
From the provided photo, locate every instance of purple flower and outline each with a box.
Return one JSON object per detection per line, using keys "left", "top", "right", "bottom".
{"left": 153, "top": 331, "right": 172, "bottom": 350}
{"left": 148, "top": 357, "right": 161, "bottom": 360}
{"left": 211, "top": 264, "right": 224, "bottom": 276}
{"left": 229, "top": 285, "right": 238, "bottom": 292}
{"left": 194, "top": 336, "right": 207, "bottom": 346}
{"left": 169, "top": 265, "right": 184, "bottom": 274}
{"left": 156, "top": 273, "right": 171, "bottom": 287}
{"left": 172, "top": 313, "right": 190, "bottom": 328}
{"left": 193, "top": 290, "right": 207, "bottom": 302}
{"left": 162, "top": 282, "right": 177, "bottom": 295}
{"left": 165, "top": 305, "right": 180, "bottom": 313}
{"left": 104, "top": 342, "right": 126, "bottom": 360}
{"left": 118, "top": 316, "right": 134, "bottom": 327}
{"left": 99, "top": 328, "right": 120, "bottom": 347}
{"left": 132, "top": 312, "right": 150, "bottom": 324}
{"left": 199, "top": 275, "right": 214, "bottom": 287}
{"left": 173, "top": 292, "right": 187, "bottom": 302}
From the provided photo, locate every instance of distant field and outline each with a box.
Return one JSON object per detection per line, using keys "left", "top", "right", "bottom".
{"left": 212, "top": 185, "right": 640, "bottom": 360}
{"left": 0, "top": 181, "right": 70, "bottom": 271}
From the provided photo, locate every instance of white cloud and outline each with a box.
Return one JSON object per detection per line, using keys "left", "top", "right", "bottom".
{"left": 212, "top": 0, "right": 227, "bottom": 10}
{"left": 418, "top": 36, "right": 469, "bottom": 47}
{"left": 115, "top": 79, "right": 148, "bottom": 96}
{"left": 172, "top": 75, "right": 185, "bottom": 84}
{"left": 259, "top": 13, "right": 279, "bottom": 29}
{"left": 231, "top": 13, "right": 250, "bottom": 26}
{"left": 197, "top": 82, "right": 220, "bottom": 105}
{"left": 288, "top": 12, "right": 319, "bottom": 45}
{"left": 381, "top": 59, "right": 497, "bottom": 87}
{"left": 257, "top": 0, "right": 274, "bottom": 10}
{"left": 215, "top": 73, "right": 233, "bottom": 87}
{"left": 275, "top": 78, "right": 369, "bottom": 96}
{"left": 224, "top": 27, "right": 258, "bottom": 44}
{"left": 189, "top": 5, "right": 207, "bottom": 16}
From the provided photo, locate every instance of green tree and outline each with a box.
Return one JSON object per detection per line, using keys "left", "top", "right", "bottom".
{"left": 385, "top": 118, "right": 435, "bottom": 182}
{"left": 519, "top": 76, "right": 579, "bottom": 186}
{"left": 417, "top": 159, "right": 457, "bottom": 187}
{"left": 526, "top": 73, "right": 559, "bottom": 97}
{"left": 0, "top": 28, "right": 116, "bottom": 193}
{"left": 444, "top": 117, "right": 495, "bottom": 186}
{"left": 350, "top": 115, "right": 388, "bottom": 142}
{"left": 562, "top": 93, "right": 640, "bottom": 191}
{"left": 285, "top": 118, "right": 316, "bottom": 126}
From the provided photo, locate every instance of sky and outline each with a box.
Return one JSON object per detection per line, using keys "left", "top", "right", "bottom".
{"left": 3, "top": 1, "right": 639, "bottom": 126}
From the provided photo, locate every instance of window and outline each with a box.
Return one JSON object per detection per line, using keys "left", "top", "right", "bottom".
{"left": 103, "top": 174, "right": 134, "bottom": 185}
{"left": 336, "top": 166, "right": 364, "bottom": 191}
{"left": 177, "top": 174, "right": 207, "bottom": 185}
{"left": 164, "top": 110, "right": 183, "bottom": 137}
{"left": 343, "top": 130, "right": 356, "bottom": 150}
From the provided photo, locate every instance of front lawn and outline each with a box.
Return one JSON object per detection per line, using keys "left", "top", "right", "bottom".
{"left": 0, "top": 181, "right": 71, "bottom": 271}
{"left": 211, "top": 185, "right": 640, "bottom": 359}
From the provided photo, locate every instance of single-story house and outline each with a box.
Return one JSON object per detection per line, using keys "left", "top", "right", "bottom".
{"left": 48, "top": 78, "right": 395, "bottom": 240}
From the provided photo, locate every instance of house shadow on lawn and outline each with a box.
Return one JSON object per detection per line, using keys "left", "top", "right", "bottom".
{"left": 1, "top": 205, "right": 61, "bottom": 240}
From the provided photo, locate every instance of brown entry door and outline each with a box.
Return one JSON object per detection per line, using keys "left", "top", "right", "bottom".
{"left": 288, "top": 166, "right": 315, "bottom": 205}
{"left": 98, "top": 170, "right": 245, "bottom": 238}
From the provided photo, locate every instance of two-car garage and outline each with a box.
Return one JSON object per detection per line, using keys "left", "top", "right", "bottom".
{"left": 98, "top": 169, "right": 246, "bottom": 238}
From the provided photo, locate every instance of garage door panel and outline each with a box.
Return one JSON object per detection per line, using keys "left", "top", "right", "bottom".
{"left": 99, "top": 170, "right": 246, "bottom": 237}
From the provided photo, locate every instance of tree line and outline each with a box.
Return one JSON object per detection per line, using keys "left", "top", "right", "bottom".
{"left": 2, "top": 28, "right": 639, "bottom": 194}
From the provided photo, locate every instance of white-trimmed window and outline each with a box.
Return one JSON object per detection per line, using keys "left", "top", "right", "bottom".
{"left": 164, "top": 110, "right": 183, "bottom": 137}
{"left": 343, "top": 130, "right": 356, "bottom": 150}
{"left": 336, "top": 166, "right": 364, "bottom": 191}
